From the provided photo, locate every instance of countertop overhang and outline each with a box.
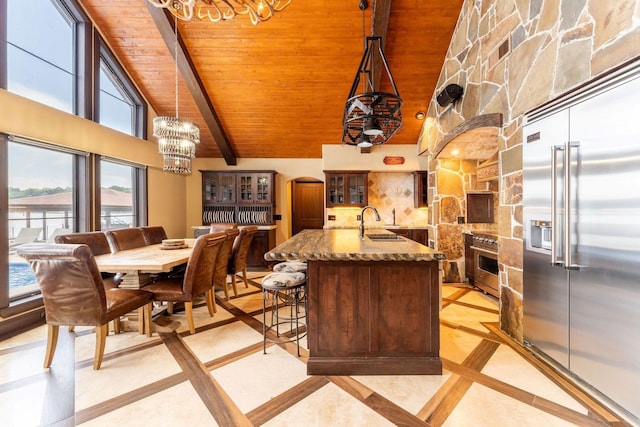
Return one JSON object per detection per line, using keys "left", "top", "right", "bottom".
{"left": 265, "top": 229, "right": 445, "bottom": 262}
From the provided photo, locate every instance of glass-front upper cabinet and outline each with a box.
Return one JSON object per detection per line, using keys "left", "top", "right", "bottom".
{"left": 237, "top": 172, "right": 274, "bottom": 204}
{"left": 203, "top": 172, "right": 236, "bottom": 204}
{"left": 325, "top": 171, "right": 368, "bottom": 207}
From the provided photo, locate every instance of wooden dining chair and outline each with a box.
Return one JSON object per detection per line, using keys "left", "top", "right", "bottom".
{"left": 16, "top": 243, "right": 153, "bottom": 370}
{"left": 211, "top": 228, "right": 240, "bottom": 303}
{"left": 142, "top": 232, "right": 226, "bottom": 334}
{"left": 227, "top": 226, "right": 258, "bottom": 293}
{"left": 105, "top": 228, "right": 147, "bottom": 252}
{"left": 140, "top": 226, "right": 168, "bottom": 245}
{"left": 209, "top": 222, "right": 238, "bottom": 233}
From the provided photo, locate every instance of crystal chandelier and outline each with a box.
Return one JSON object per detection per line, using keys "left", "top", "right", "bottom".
{"left": 342, "top": 1, "right": 402, "bottom": 147}
{"left": 147, "top": 0, "right": 291, "bottom": 25}
{"left": 153, "top": 17, "right": 200, "bottom": 175}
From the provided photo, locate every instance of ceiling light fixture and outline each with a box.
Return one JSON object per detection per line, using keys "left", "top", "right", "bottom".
{"left": 342, "top": 0, "right": 403, "bottom": 147}
{"left": 147, "top": 0, "right": 291, "bottom": 25}
{"left": 153, "top": 16, "right": 200, "bottom": 175}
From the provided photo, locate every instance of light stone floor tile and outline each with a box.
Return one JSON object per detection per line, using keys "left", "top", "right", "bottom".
{"left": 442, "top": 382, "right": 579, "bottom": 427}
{"left": 0, "top": 380, "right": 47, "bottom": 427}
{"left": 78, "top": 381, "right": 217, "bottom": 427}
{"left": 439, "top": 325, "right": 484, "bottom": 364}
{"left": 210, "top": 345, "right": 308, "bottom": 413}
{"left": 75, "top": 344, "right": 182, "bottom": 410}
{"left": 457, "top": 290, "right": 499, "bottom": 310}
{"left": 440, "top": 300, "right": 499, "bottom": 332}
{"left": 353, "top": 373, "right": 452, "bottom": 415}
{"left": 482, "top": 344, "right": 587, "bottom": 414}
{"left": 182, "top": 320, "right": 263, "bottom": 363}
{"left": 0, "top": 323, "right": 47, "bottom": 350}
{"left": 262, "top": 381, "right": 397, "bottom": 427}
{"left": 229, "top": 291, "right": 265, "bottom": 314}
{"left": 74, "top": 326, "right": 157, "bottom": 364}
{"left": 0, "top": 339, "right": 46, "bottom": 383}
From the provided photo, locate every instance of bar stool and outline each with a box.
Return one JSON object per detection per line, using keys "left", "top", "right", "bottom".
{"left": 272, "top": 260, "right": 307, "bottom": 275}
{"left": 261, "top": 271, "right": 307, "bottom": 356}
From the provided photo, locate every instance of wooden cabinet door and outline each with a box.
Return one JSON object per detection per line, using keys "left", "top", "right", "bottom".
{"left": 237, "top": 173, "right": 273, "bottom": 204}
{"left": 325, "top": 171, "right": 368, "bottom": 207}
{"left": 203, "top": 172, "right": 235, "bottom": 204}
{"left": 413, "top": 171, "right": 428, "bottom": 207}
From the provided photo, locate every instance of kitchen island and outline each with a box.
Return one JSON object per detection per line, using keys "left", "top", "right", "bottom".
{"left": 265, "top": 229, "right": 445, "bottom": 375}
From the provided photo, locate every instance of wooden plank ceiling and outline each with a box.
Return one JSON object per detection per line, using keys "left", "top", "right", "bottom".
{"left": 80, "top": 0, "right": 463, "bottom": 163}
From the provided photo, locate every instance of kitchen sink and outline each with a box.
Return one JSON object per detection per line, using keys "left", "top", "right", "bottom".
{"left": 365, "top": 233, "right": 404, "bottom": 241}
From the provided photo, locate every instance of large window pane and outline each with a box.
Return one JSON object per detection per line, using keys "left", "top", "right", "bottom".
{"left": 99, "top": 60, "right": 135, "bottom": 135}
{"left": 100, "top": 161, "right": 137, "bottom": 230}
{"left": 6, "top": 0, "right": 75, "bottom": 113}
{"left": 7, "top": 142, "right": 75, "bottom": 300}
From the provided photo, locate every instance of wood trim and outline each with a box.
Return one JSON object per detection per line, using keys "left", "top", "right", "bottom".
{"left": 146, "top": 4, "right": 237, "bottom": 166}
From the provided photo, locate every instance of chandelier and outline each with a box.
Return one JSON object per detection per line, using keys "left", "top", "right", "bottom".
{"left": 342, "top": 1, "right": 402, "bottom": 147}
{"left": 147, "top": 0, "right": 291, "bottom": 25}
{"left": 153, "top": 17, "right": 200, "bottom": 175}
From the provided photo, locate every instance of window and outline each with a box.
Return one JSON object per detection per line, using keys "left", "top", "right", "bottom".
{"left": 6, "top": 0, "right": 76, "bottom": 113}
{"left": 3, "top": 136, "right": 87, "bottom": 307}
{"left": 99, "top": 158, "right": 147, "bottom": 230}
{"left": 97, "top": 41, "right": 146, "bottom": 137}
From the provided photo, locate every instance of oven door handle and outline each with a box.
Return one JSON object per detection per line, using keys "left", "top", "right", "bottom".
{"left": 470, "top": 246, "right": 497, "bottom": 256}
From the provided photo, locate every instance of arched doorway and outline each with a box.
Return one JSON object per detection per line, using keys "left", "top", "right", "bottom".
{"left": 291, "top": 177, "right": 324, "bottom": 235}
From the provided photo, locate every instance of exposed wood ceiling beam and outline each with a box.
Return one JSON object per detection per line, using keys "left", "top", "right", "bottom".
{"left": 371, "top": 0, "right": 391, "bottom": 91}
{"left": 146, "top": 4, "right": 237, "bottom": 166}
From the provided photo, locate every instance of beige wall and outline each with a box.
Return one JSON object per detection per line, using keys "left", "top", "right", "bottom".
{"left": 419, "top": 0, "right": 640, "bottom": 341}
{"left": 188, "top": 158, "right": 324, "bottom": 244}
{"left": 0, "top": 89, "right": 187, "bottom": 239}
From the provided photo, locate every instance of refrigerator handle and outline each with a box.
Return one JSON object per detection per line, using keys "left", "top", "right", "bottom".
{"left": 564, "top": 141, "right": 580, "bottom": 270}
{"left": 551, "top": 145, "right": 564, "bottom": 266}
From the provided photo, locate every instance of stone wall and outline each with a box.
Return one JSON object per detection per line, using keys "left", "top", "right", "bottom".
{"left": 418, "top": 0, "right": 640, "bottom": 342}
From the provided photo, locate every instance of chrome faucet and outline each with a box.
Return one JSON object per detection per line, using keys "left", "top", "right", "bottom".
{"left": 359, "top": 205, "right": 381, "bottom": 238}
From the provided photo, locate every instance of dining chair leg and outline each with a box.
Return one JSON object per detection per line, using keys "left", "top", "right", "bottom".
{"left": 242, "top": 269, "right": 249, "bottom": 288}
{"left": 68, "top": 326, "right": 75, "bottom": 333}
{"left": 144, "top": 303, "right": 153, "bottom": 337}
{"left": 94, "top": 324, "right": 108, "bottom": 370}
{"left": 113, "top": 317, "right": 121, "bottom": 334}
{"left": 137, "top": 307, "right": 144, "bottom": 335}
{"left": 208, "top": 289, "right": 218, "bottom": 315}
{"left": 231, "top": 274, "right": 239, "bottom": 297}
{"left": 167, "top": 301, "right": 174, "bottom": 315}
{"left": 44, "top": 325, "right": 59, "bottom": 369}
{"left": 185, "top": 301, "right": 195, "bottom": 334}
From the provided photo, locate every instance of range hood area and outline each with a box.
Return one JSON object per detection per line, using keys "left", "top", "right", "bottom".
{"left": 432, "top": 113, "right": 502, "bottom": 172}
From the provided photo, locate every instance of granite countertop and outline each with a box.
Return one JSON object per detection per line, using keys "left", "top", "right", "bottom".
{"left": 265, "top": 229, "right": 445, "bottom": 262}
{"left": 323, "top": 224, "right": 429, "bottom": 230}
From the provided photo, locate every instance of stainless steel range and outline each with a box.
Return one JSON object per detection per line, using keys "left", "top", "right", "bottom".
{"left": 470, "top": 233, "right": 498, "bottom": 297}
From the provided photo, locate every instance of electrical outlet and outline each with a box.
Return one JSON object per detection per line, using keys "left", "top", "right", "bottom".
{"left": 356, "top": 215, "right": 361, "bottom": 220}
{"left": 457, "top": 216, "right": 465, "bottom": 224}
{"left": 328, "top": 215, "right": 336, "bottom": 221}
{"left": 274, "top": 214, "right": 282, "bottom": 220}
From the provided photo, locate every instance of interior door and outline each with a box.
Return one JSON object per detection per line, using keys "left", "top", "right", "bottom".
{"left": 292, "top": 178, "right": 324, "bottom": 235}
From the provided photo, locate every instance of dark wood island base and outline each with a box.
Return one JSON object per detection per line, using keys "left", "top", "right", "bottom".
{"left": 307, "top": 260, "right": 442, "bottom": 376}
{"left": 264, "top": 229, "right": 445, "bottom": 376}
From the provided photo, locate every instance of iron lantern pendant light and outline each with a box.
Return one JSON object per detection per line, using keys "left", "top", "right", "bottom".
{"left": 341, "top": 31, "right": 403, "bottom": 146}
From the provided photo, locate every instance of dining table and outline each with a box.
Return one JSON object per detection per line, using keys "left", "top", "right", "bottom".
{"left": 94, "top": 239, "right": 195, "bottom": 289}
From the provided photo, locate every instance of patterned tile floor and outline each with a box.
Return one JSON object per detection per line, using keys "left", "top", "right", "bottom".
{"left": 0, "top": 271, "right": 630, "bottom": 426}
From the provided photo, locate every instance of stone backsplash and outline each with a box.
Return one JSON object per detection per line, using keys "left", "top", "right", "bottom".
{"left": 325, "top": 172, "right": 429, "bottom": 230}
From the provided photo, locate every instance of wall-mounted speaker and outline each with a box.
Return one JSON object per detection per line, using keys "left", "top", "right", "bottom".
{"left": 436, "top": 83, "right": 464, "bottom": 107}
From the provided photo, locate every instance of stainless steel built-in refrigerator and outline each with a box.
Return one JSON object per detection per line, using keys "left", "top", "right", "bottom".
{"left": 523, "top": 63, "right": 640, "bottom": 421}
